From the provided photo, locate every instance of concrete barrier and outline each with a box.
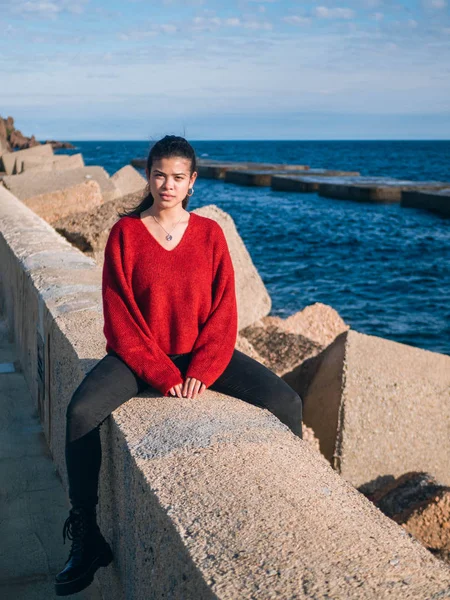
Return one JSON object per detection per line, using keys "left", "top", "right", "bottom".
{"left": 1, "top": 186, "right": 450, "bottom": 598}
{"left": 2, "top": 166, "right": 120, "bottom": 203}
{"left": 0, "top": 143, "right": 54, "bottom": 175}
{"left": 225, "top": 170, "right": 308, "bottom": 187}
{"left": 22, "top": 179, "right": 104, "bottom": 224}
{"left": 21, "top": 153, "right": 85, "bottom": 173}
{"left": 286, "top": 330, "right": 450, "bottom": 490}
{"left": 401, "top": 189, "right": 450, "bottom": 217}
{"left": 318, "top": 180, "right": 450, "bottom": 204}
{"left": 271, "top": 175, "right": 450, "bottom": 202}
{"left": 272, "top": 174, "right": 361, "bottom": 193}
{"left": 111, "top": 165, "right": 146, "bottom": 196}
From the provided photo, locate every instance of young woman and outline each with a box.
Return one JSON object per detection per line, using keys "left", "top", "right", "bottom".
{"left": 54, "top": 135, "right": 303, "bottom": 596}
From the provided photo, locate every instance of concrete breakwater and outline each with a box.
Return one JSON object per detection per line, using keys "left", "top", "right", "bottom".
{"left": 130, "top": 157, "right": 450, "bottom": 216}
{"left": 1, "top": 143, "right": 450, "bottom": 597}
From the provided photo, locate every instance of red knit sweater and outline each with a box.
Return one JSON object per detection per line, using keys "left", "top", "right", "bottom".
{"left": 101, "top": 211, "right": 238, "bottom": 396}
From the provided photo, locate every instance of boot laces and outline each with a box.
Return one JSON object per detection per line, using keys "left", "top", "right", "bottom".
{"left": 62, "top": 508, "right": 93, "bottom": 560}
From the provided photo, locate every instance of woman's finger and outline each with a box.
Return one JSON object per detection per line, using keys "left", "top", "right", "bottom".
{"left": 191, "top": 379, "right": 202, "bottom": 400}
{"left": 186, "top": 377, "right": 196, "bottom": 399}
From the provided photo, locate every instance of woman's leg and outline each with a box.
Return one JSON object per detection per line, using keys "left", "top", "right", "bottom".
{"left": 208, "top": 349, "right": 303, "bottom": 439}
{"left": 65, "top": 350, "right": 149, "bottom": 508}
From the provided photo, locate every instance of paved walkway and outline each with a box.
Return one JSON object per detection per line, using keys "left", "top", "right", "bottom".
{"left": 0, "top": 317, "right": 102, "bottom": 599}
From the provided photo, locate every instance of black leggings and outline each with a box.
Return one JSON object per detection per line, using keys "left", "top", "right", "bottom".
{"left": 65, "top": 349, "right": 303, "bottom": 508}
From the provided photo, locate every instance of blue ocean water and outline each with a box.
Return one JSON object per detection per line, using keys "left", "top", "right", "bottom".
{"left": 59, "top": 141, "right": 450, "bottom": 356}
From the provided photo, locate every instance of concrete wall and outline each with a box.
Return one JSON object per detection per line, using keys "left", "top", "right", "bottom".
{"left": 1, "top": 185, "right": 450, "bottom": 599}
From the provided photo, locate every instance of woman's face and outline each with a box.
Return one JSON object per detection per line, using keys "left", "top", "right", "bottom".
{"left": 147, "top": 156, "right": 197, "bottom": 208}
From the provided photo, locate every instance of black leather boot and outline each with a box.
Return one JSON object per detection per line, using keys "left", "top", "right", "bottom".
{"left": 54, "top": 506, "right": 113, "bottom": 596}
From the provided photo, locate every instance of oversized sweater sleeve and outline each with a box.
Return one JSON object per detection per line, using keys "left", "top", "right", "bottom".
{"left": 185, "top": 222, "right": 238, "bottom": 388}
{"left": 102, "top": 222, "right": 184, "bottom": 396}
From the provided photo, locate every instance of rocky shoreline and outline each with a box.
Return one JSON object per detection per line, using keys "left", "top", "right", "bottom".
{"left": 0, "top": 114, "right": 74, "bottom": 154}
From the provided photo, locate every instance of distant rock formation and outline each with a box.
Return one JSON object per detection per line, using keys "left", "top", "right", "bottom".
{"left": 43, "top": 139, "right": 76, "bottom": 149}
{"left": 0, "top": 115, "right": 74, "bottom": 153}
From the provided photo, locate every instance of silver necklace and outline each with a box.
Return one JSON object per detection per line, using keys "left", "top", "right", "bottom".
{"left": 151, "top": 213, "right": 184, "bottom": 241}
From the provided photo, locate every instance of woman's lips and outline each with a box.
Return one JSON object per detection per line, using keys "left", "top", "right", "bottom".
{"left": 160, "top": 194, "right": 174, "bottom": 199}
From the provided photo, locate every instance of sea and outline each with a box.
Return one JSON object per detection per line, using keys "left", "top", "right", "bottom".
{"left": 56, "top": 140, "right": 450, "bottom": 357}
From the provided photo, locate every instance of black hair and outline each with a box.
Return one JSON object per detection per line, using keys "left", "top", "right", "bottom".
{"left": 117, "top": 135, "right": 197, "bottom": 218}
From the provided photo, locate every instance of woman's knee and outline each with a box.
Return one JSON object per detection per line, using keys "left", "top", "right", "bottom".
{"left": 66, "top": 389, "right": 92, "bottom": 433}
{"left": 280, "top": 388, "right": 303, "bottom": 420}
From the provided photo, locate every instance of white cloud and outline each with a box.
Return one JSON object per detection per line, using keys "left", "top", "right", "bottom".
{"left": 9, "top": 0, "right": 88, "bottom": 17}
{"left": 408, "top": 19, "right": 418, "bottom": 28}
{"left": 225, "top": 17, "right": 241, "bottom": 26}
{"left": 191, "top": 15, "right": 272, "bottom": 31}
{"left": 314, "top": 6, "right": 355, "bottom": 20}
{"left": 371, "top": 12, "right": 384, "bottom": 21}
{"left": 283, "top": 15, "right": 311, "bottom": 26}
{"left": 424, "top": 0, "right": 447, "bottom": 8}
{"left": 18, "top": 1, "right": 61, "bottom": 14}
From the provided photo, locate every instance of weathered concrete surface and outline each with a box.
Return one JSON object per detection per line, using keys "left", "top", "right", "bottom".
{"left": 111, "top": 165, "right": 146, "bottom": 196}
{"left": 263, "top": 302, "right": 349, "bottom": 348}
{"left": 21, "top": 179, "right": 104, "bottom": 224}
{"left": 0, "top": 318, "right": 102, "bottom": 600}
{"left": 0, "top": 143, "right": 54, "bottom": 175}
{"left": 296, "top": 330, "right": 450, "bottom": 490}
{"left": 1, "top": 186, "right": 450, "bottom": 599}
{"left": 271, "top": 174, "right": 450, "bottom": 202}
{"left": 96, "top": 396, "right": 450, "bottom": 599}
{"left": 401, "top": 188, "right": 450, "bottom": 217}
{"left": 2, "top": 165, "right": 120, "bottom": 203}
{"left": 21, "top": 152, "right": 84, "bottom": 173}
{"left": 228, "top": 169, "right": 361, "bottom": 188}
{"left": 238, "top": 304, "right": 349, "bottom": 388}
{"left": 319, "top": 180, "right": 449, "bottom": 203}
{"left": 225, "top": 169, "right": 313, "bottom": 187}
{"left": 366, "top": 471, "right": 450, "bottom": 566}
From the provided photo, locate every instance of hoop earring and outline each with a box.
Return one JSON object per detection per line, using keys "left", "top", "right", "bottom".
{"left": 187, "top": 188, "right": 194, "bottom": 197}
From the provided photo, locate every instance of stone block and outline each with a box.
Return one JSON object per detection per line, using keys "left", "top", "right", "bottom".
{"left": 111, "top": 165, "right": 146, "bottom": 197}
{"left": 193, "top": 205, "right": 272, "bottom": 330}
{"left": 21, "top": 153, "right": 84, "bottom": 173}
{"left": 22, "top": 180, "right": 103, "bottom": 224}
{"left": 0, "top": 143, "right": 54, "bottom": 175}
{"left": 2, "top": 166, "right": 120, "bottom": 203}
{"left": 402, "top": 189, "right": 450, "bottom": 217}
{"left": 298, "top": 329, "right": 450, "bottom": 489}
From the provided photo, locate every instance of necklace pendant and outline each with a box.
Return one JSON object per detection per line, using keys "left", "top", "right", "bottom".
{"left": 166, "top": 234, "right": 172, "bottom": 241}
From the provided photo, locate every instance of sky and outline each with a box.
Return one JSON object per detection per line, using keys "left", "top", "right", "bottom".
{"left": 1, "top": 0, "right": 450, "bottom": 140}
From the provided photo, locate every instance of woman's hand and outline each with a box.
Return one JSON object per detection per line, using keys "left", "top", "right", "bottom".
{"left": 169, "top": 377, "right": 206, "bottom": 399}
{"left": 183, "top": 377, "right": 206, "bottom": 400}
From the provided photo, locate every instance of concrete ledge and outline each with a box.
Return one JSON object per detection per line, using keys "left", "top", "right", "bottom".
{"left": 271, "top": 175, "right": 450, "bottom": 203}
{"left": 2, "top": 166, "right": 120, "bottom": 203}
{"left": 1, "top": 186, "right": 450, "bottom": 598}
{"left": 318, "top": 180, "right": 450, "bottom": 204}
{"left": 21, "top": 153, "right": 85, "bottom": 173}
{"left": 0, "top": 143, "right": 54, "bottom": 175}
{"left": 401, "top": 189, "right": 450, "bottom": 217}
